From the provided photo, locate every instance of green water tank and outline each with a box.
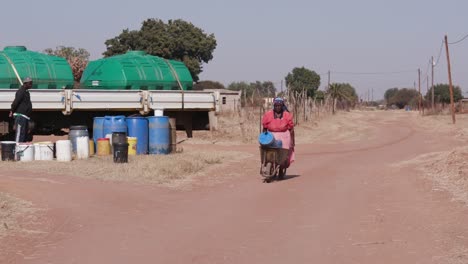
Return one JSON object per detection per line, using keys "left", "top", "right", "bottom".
{"left": 80, "top": 51, "right": 193, "bottom": 90}
{"left": 0, "top": 46, "right": 74, "bottom": 89}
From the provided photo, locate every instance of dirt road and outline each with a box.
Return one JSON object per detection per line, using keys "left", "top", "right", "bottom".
{"left": 2, "top": 111, "right": 468, "bottom": 263}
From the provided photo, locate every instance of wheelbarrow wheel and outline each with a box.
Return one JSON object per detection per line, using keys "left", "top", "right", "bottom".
{"left": 277, "top": 167, "right": 287, "bottom": 180}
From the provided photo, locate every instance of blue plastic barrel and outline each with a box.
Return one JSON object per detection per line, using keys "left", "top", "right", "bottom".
{"left": 103, "top": 116, "right": 127, "bottom": 137}
{"left": 93, "top": 117, "right": 105, "bottom": 146}
{"left": 126, "top": 117, "right": 149, "bottom": 155}
{"left": 148, "top": 116, "right": 170, "bottom": 155}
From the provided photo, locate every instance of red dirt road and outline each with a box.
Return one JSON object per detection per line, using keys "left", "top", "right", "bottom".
{"left": 2, "top": 113, "right": 468, "bottom": 263}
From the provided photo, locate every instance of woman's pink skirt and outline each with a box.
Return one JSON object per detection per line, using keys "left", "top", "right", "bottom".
{"left": 272, "top": 131, "right": 295, "bottom": 167}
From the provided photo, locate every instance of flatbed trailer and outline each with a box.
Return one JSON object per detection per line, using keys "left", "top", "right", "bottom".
{"left": 0, "top": 89, "right": 219, "bottom": 138}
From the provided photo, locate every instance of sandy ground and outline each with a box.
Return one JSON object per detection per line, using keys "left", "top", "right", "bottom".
{"left": 2, "top": 110, "right": 468, "bottom": 263}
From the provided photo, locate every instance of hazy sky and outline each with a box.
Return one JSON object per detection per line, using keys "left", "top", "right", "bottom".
{"left": 1, "top": 0, "right": 467, "bottom": 99}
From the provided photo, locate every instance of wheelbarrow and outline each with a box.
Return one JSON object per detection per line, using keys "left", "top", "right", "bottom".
{"left": 259, "top": 146, "right": 290, "bottom": 183}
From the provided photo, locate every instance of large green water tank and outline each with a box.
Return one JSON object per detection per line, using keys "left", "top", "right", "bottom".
{"left": 0, "top": 46, "right": 74, "bottom": 89}
{"left": 80, "top": 51, "right": 193, "bottom": 90}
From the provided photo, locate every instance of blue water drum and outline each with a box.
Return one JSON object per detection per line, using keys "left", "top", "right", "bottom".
{"left": 126, "top": 117, "right": 149, "bottom": 155}
{"left": 148, "top": 116, "right": 170, "bottom": 155}
{"left": 93, "top": 117, "right": 105, "bottom": 146}
{"left": 103, "top": 116, "right": 127, "bottom": 137}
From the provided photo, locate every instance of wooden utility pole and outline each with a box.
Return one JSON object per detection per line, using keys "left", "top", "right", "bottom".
{"left": 418, "top": 68, "right": 422, "bottom": 114}
{"left": 431, "top": 56, "right": 435, "bottom": 112}
{"left": 444, "top": 35, "right": 456, "bottom": 124}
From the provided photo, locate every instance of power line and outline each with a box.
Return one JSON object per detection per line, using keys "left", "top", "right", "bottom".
{"left": 331, "top": 70, "right": 415, "bottom": 75}
{"left": 448, "top": 33, "right": 468, "bottom": 45}
{"left": 434, "top": 39, "right": 444, "bottom": 66}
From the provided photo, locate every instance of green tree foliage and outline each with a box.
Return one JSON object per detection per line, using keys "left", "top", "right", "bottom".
{"left": 387, "top": 88, "right": 419, "bottom": 109}
{"left": 227, "top": 81, "right": 276, "bottom": 106}
{"left": 384, "top": 88, "right": 398, "bottom": 103}
{"left": 327, "top": 83, "right": 358, "bottom": 113}
{"left": 44, "top": 46, "right": 90, "bottom": 83}
{"left": 315, "top": 90, "right": 325, "bottom": 102}
{"left": 424, "top": 84, "right": 463, "bottom": 104}
{"left": 193, "top": 80, "right": 225, "bottom": 90}
{"left": 285, "top": 67, "right": 320, "bottom": 97}
{"left": 103, "top": 18, "right": 217, "bottom": 82}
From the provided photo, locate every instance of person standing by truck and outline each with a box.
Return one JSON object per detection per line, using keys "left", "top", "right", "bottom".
{"left": 9, "top": 77, "right": 33, "bottom": 142}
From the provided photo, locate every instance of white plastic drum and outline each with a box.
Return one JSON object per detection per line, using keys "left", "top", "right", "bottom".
{"left": 76, "top": 136, "right": 89, "bottom": 159}
{"left": 56, "top": 140, "right": 72, "bottom": 162}
{"left": 16, "top": 143, "right": 34, "bottom": 162}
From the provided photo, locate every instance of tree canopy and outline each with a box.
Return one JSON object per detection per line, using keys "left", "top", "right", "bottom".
{"left": 385, "top": 88, "right": 420, "bottom": 109}
{"left": 285, "top": 67, "right": 320, "bottom": 97}
{"left": 425, "top": 84, "right": 463, "bottom": 104}
{"left": 384, "top": 88, "right": 399, "bottom": 103}
{"left": 227, "top": 81, "right": 276, "bottom": 106}
{"left": 44, "top": 46, "right": 89, "bottom": 83}
{"left": 103, "top": 18, "right": 217, "bottom": 82}
{"left": 327, "top": 83, "right": 358, "bottom": 112}
{"left": 193, "top": 80, "right": 225, "bottom": 90}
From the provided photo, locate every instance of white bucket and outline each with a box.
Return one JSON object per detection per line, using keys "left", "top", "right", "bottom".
{"left": 76, "top": 136, "right": 89, "bottom": 159}
{"left": 34, "top": 142, "right": 54, "bottom": 161}
{"left": 16, "top": 143, "right": 34, "bottom": 162}
{"left": 56, "top": 140, "right": 72, "bottom": 162}
{"left": 154, "top": 109, "right": 164, "bottom": 116}
{"left": 33, "top": 143, "right": 41, "bottom": 160}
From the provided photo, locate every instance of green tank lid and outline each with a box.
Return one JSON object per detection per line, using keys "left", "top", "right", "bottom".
{"left": 80, "top": 51, "right": 193, "bottom": 90}
{"left": 0, "top": 46, "right": 74, "bottom": 89}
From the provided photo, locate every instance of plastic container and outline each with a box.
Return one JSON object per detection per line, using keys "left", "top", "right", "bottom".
{"left": 16, "top": 143, "right": 34, "bottom": 162}
{"left": 97, "top": 138, "right": 111, "bottom": 156}
{"left": 113, "top": 142, "right": 129, "bottom": 163}
{"left": 112, "top": 132, "right": 127, "bottom": 146}
{"left": 1, "top": 141, "right": 16, "bottom": 161}
{"left": 127, "top": 137, "right": 137, "bottom": 156}
{"left": 93, "top": 117, "right": 105, "bottom": 147}
{"left": 258, "top": 132, "right": 275, "bottom": 146}
{"left": 0, "top": 46, "right": 73, "bottom": 89}
{"left": 148, "top": 116, "right": 170, "bottom": 155}
{"left": 69, "top": 125, "right": 89, "bottom": 154}
{"left": 76, "top": 136, "right": 89, "bottom": 159}
{"left": 126, "top": 117, "right": 148, "bottom": 155}
{"left": 103, "top": 116, "right": 127, "bottom": 137}
{"left": 89, "top": 139, "right": 95, "bottom": 156}
{"left": 56, "top": 140, "right": 72, "bottom": 162}
{"left": 34, "top": 142, "right": 54, "bottom": 161}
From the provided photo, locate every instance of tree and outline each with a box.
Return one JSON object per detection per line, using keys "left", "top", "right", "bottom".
{"left": 388, "top": 88, "right": 419, "bottom": 109}
{"left": 425, "top": 84, "right": 462, "bottom": 104}
{"left": 227, "top": 81, "right": 276, "bottom": 106}
{"left": 193, "top": 80, "right": 225, "bottom": 90}
{"left": 103, "top": 18, "right": 217, "bottom": 82}
{"left": 44, "top": 46, "right": 90, "bottom": 84}
{"left": 327, "top": 83, "right": 358, "bottom": 113}
{"left": 384, "top": 88, "right": 399, "bottom": 104}
{"left": 285, "top": 67, "right": 320, "bottom": 97}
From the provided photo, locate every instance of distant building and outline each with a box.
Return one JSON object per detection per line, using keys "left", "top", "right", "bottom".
{"left": 204, "top": 89, "right": 242, "bottom": 112}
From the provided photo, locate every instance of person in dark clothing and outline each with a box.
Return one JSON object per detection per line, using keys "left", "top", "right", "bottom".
{"left": 9, "top": 77, "right": 33, "bottom": 142}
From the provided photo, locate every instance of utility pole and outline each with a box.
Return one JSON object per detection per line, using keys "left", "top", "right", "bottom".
{"left": 280, "top": 80, "right": 283, "bottom": 94}
{"left": 444, "top": 35, "right": 456, "bottom": 124}
{"left": 431, "top": 56, "right": 435, "bottom": 112}
{"left": 371, "top": 88, "right": 374, "bottom": 102}
{"left": 418, "top": 68, "right": 422, "bottom": 114}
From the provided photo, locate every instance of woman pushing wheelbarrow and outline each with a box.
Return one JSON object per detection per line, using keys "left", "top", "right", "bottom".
{"left": 259, "top": 97, "right": 295, "bottom": 182}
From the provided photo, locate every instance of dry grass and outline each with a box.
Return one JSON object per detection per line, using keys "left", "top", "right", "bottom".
{"left": 1, "top": 150, "right": 249, "bottom": 188}
{"left": 185, "top": 109, "right": 393, "bottom": 146}
{"left": 396, "top": 147, "right": 468, "bottom": 205}
{"left": 0, "top": 193, "right": 35, "bottom": 238}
